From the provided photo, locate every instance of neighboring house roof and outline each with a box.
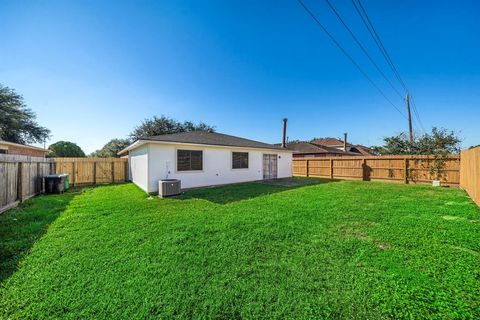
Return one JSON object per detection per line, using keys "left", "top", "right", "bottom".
{"left": 119, "top": 131, "right": 290, "bottom": 155}
{"left": 310, "top": 137, "right": 376, "bottom": 156}
{"left": 350, "top": 145, "right": 376, "bottom": 156}
{"left": 285, "top": 142, "right": 359, "bottom": 155}
{"left": 311, "top": 137, "right": 345, "bottom": 147}
{"left": 0, "top": 140, "right": 49, "bottom": 153}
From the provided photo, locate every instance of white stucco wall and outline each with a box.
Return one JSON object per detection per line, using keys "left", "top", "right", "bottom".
{"left": 129, "top": 142, "right": 292, "bottom": 193}
{"left": 128, "top": 144, "right": 149, "bottom": 192}
{"left": 277, "top": 152, "right": 293, "bottom": 178}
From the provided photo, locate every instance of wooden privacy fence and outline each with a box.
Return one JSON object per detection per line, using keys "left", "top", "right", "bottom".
{"left": 53, "top": 158, "right": 128, "bottom": 186}
{"left": 0, "top": 155, "right": 54, "bottom": 213}
{"left": 1, "top": 156, "right": 128, "bottom": 213}
{"left": 292, "top": 155, "right": 461, "bottom": 186}
{"left": 460, "top": 147, "right": 480, "bottom": 206}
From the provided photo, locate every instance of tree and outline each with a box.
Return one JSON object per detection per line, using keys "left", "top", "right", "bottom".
{"left": 373, "top": 127, "right": 461, "bottom": 155}
{"left": 130, "top": 115, "right": 215, "bottom": 141}
{"left": 90, "top": 138, "right": 131, "bottom": 157}
{"left": 372, "top": 127, "right": 461, "bottom": 181}
{"left": 0, "top": 85, "right": 50, "bottom": 144}
{"left": 48, "top": 141, "right": 85, "bottom": 157}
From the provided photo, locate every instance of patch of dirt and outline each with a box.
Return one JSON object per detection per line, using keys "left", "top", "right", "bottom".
{"left": 375, "top": 242, "right": 391, "bottom": 250}
{"left": 340, "top": 221, "right": 390, "bottom": 250}
{"left": 341, "top": 227, "right": 371, "bottom": 241}
{"left": 339, "top": 221, "right": 377, "bottom": 241}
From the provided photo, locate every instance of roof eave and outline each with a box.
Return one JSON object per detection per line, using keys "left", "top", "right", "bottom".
{"left": 119, "top": 139, "right": 292, "bottom": 154}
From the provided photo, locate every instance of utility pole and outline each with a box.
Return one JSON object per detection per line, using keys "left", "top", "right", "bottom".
{"left": 406, "top": 94, "right": 414, "bottom": 143}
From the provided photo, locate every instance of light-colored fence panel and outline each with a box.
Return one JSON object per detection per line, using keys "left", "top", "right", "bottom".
{"left": 293, "top": 155, "right": 460, "bottom": 186}
{"left": 460, "top": 147, "right": 480, "bottom": 206}
{"left": 1, "top": 156, "right": 129, "bottom": 213}
{"left": 54, "top": 157, "right": 128, "bottom": 186}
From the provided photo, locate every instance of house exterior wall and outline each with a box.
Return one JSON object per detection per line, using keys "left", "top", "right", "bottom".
{"left": 131, "top": 142, "right": 292, "bottom": 193}
{"left": 128, "top": 144, "right": 149, "bottom": 192}
{"left": 0, "top": 143, "right": 47, "bottom": 157}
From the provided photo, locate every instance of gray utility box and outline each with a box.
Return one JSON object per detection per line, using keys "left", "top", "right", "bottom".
{"left": 159, "top": 179, "right": 181, "bottom": 198}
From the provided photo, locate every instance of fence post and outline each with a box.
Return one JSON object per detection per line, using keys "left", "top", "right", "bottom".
{"left": 72, "top": 161, "right": 76, "bottom": 186}
{"left": 17, "top": 162, "right": 23, "bottom": 202}
{"left": 36, "top": 162, "right": 41, "bottom": 194}
{"left": 93, "top": 162, "right": 97, "bottom": 185}
{"left": 362, "top": 158, "right": 366, "bottom": 181}
{"left": 404, "top": 158, "right": 409, "bottom": 184}
{"left": 306, "top": 160, "right": 310, "bottom": 177}
{"left": 124, "top": 160, "right": 128, "bottom": 182}
{"left": 330, "top": 159, "right": 334, "bottom": 179}
{"left": 111, "top": 161, "right": 115, "bottom": 183}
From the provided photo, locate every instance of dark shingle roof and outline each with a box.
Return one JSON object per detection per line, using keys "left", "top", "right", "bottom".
{"left": 311, "top": 137, "right": 344, "bottom": 146}
{"left": 141, "top": 131, "right": 287, "bottom": 150}
{"left": 350, "top": 145, "right": 376, "bottom": 156}
{"left": 285, "top": 142, "right": 358, "bottom": 155}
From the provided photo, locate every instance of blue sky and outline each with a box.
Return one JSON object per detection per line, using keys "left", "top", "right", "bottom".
{"left": 1, "top": 0, "right": 479, "bottom": 153}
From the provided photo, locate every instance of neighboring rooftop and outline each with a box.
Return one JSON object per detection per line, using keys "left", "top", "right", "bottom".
{"left": 0, "top": 140, "right": 49, "bottom": 157}
{"left": 122, "top": 131, "right": 288, "bottom": 154}
{"left": 278, "top": 137, "right": 376, "bottom": 157}
{"left": 350, "top": 145, "right": 376, "bottom": 156}
{"left": 284, "top": 141, "right": 358, "bottom": 155}
{"left": 311, "top": 137, "right": 345, "bottom": 146}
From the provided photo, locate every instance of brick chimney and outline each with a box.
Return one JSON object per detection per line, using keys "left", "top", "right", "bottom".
{"left": 282, "top": 118, "right": 288, "bottom": 148}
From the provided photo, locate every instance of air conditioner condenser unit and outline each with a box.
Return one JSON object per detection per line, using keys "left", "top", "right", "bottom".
{"left": 159, "top": 179, "right": 181, "bottom": 198}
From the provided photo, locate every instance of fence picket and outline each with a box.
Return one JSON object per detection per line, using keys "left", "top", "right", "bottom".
{"left": 293, "top": 155, "right": 460, "bottom": 186}
{"left": 460, "top": 147, "right": 480, "bottom": 206}
{"left": 1, "top": 156, "right": 128, "bottom": 213}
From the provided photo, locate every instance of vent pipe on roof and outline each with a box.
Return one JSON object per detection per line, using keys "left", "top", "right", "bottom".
{"left": 343, "top": 133, "right": 347, "bottom": 151}
{"left": 282, "top": 118, "right": 288, "bottom": 148}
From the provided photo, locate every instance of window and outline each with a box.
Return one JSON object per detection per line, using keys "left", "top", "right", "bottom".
{"left": 177, "top": 150, "right": 203, "bottom": 171}
{"left": 0, "top": 149, "right": 6, "bottom": 154}
{"left": 232, "top": 152, "right": 248, "bottom": 169}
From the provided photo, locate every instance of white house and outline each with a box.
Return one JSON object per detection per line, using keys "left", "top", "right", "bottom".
{"left": 119, "top": 131, "right": 293, "bottom": 193}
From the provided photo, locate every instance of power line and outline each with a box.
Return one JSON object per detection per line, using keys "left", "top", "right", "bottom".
{"left": 296, "top": 0, "right": 407, "bottom": 119}
{"left": 351, "top": 0, "right": 427, "bottom": 133}
{"left": 324, "top": 0, "right": 404, "bottom": 100}
{"left": 351, "top": 0, "right": 409, "bottom": 93}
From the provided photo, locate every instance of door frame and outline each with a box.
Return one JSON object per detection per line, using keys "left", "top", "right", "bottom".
{"left": 263, "top": 154, "right": 278, "bottom": 180}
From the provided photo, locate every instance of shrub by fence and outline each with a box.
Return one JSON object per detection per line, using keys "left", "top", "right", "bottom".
{"left": 460, "top": 147, "right": 480, "bottom": 206}
{"left": 292, "top": 155, "right": 460, "bottom": 186}
{"left": 0, "top": 156, "right": 128, "bottom": 213}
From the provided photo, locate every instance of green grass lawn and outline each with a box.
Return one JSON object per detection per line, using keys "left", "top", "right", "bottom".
{"left": 1, "top": 179, "right": 479, "bottom": 319}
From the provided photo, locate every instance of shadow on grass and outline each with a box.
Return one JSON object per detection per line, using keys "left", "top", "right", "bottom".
{"left": 178, "top": 177, "right": 336, "bottom": 205}
{"left": 0, "top": 189, "right": 82, "bottom": 283}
